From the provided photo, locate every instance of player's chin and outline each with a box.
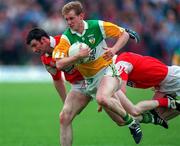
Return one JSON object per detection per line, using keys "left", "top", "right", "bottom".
{"left": 70, "top": 25, "right": 76, "bottom": 31}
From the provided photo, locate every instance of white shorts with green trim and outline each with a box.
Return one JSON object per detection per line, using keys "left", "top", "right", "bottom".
{"left": 70, "top": 80, "right": 88, "bottom": 95}
{"left": 85, "top": 63, "right": 121, "bottom": 99}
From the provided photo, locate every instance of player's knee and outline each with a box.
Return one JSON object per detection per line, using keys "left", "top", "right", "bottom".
{"left": 129, "top": 106, "right": 141, "bottom": 116}
{"left": 130, "top": 110, "right": 140, "bottom": 117}
{"left": 96, "top": 95, "right": 107, "bottom": 107}
{"left": 59, "top": 109, "right": 72, "bottom": 126}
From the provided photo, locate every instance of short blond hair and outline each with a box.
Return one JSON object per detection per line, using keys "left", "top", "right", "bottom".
{"left": 61, "top": 1, "right": 83, "bottom": 16}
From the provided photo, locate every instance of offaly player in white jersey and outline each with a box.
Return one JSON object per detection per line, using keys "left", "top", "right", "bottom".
{"left": 52, "top": 1, "right": 143, "bottom": 144}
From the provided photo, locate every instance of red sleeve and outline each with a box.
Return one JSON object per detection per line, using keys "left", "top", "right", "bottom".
{"left": 53, "top": 35, "right": 62, "bottom": 80}
{"left": 51, "top": 71, "right": 62, "bottom": 81}
{"left": 41, "top": 55, "right": 62, "bottom": 81}
{"left": 115, "top": 53, "right": 131, "bottom": 81}
{"left": 54, "top": 35, "right": 61, "bottom": 45}
{"left": 119, "top": 67, "right": 128, "bottom": 81}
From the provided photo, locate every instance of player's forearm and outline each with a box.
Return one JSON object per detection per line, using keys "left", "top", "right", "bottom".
{"left": 53, "top": 79, "right": 67, "bottom": 102}
{"left": 111, "top": 31, "right": 129, "bottom": 54}
{"left": 56, "top": 56, "right": 79, "bottom": 70}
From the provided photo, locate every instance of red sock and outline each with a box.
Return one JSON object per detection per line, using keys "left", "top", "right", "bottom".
{"left": 154, "top": 97, "right": 169, "bottom": 107}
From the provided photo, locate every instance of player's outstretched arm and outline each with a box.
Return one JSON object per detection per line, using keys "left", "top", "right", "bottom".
{"left": 111, "top": 31, "right": 129, "bottom": 55}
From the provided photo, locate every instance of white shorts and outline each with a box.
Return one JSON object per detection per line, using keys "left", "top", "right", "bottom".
{"left": 85, "top": 63, "right": 120, "bottom": 99}
{"left": 71, "top": 80, "right": 88, "bottom": 96}
{"left": 157, "top": 66, "right": 180, "bottom": 96}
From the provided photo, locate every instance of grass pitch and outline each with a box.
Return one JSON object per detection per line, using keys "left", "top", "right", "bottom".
{"left": 0, "top": 83, "right": 179, "bottom": 146}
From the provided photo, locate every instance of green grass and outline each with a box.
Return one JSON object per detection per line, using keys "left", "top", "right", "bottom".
{"left": 0, "top": 83, "right": 179, "bottom": 146}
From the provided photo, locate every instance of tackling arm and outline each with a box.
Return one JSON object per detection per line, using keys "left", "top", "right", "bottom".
{"left": 53, "top": 78, "right": 67, "bottom": 103}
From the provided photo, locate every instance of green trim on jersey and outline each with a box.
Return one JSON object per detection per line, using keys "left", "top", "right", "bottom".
{"left": 63, "top": 20, "right": 104, "bottom": 50}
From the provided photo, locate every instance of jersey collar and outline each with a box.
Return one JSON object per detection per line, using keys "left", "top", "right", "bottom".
{"left": 50, "top": 36, "right": 56, "bottom": 48}
{"left": 44, "top": 36, "right": 55, "bottom": 57}
{"left": 70, "top": 20, "right": 88, "bottom": 36}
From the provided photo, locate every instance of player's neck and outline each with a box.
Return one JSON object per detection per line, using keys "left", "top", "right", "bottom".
{"left": 77, "top": 21, "right": 84, "bottom": 34}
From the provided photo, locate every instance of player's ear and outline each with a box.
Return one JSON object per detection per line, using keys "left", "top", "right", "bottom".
{"left": 79, "top": 12, "right": 84, "bottom": 20}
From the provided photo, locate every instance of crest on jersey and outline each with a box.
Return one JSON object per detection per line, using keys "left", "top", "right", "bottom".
{"left": 88, "top": 34, "right": 95, "bottom": 44}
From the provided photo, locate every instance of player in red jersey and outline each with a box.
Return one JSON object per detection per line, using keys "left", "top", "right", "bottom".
{"left": 114, "top": 52, "right": 180, "bottom": 122}
{"left": 26, "top": 28, "right": 91, "bottom": 146}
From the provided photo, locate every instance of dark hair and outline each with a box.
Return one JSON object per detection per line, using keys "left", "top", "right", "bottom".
{"left": 26, "top": 28, "right": 49, "bottom": 45}
{"left": 61, "top": 1, "right": 83, "bottom": 16}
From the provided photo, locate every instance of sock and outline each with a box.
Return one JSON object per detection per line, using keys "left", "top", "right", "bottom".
{"left": 140, "top": 112, "right": 154, "bottom": 124}
{"left": 123, "top": 113, "right": 134, "bottom": 125}
{"left": 154, "top": 97, "right": 169, "bottom": 108}
{"left": 128, "top": 119, "right": 136, "bottom": 127}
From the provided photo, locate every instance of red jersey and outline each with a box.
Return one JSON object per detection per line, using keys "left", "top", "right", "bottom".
{"left": 41, "top": 35, "right": 83, "bottom": 83}
{"left": 115, "top": 52, "right": 168, "bottom": 88}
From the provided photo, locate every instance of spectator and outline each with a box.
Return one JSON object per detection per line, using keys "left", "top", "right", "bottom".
{"left": 0, "top": 0, "right": 179, "bottom": 65}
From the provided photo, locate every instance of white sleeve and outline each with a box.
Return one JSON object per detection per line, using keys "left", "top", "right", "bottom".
{"left": 115, "top": 61, "right": 133, "bottom": 74}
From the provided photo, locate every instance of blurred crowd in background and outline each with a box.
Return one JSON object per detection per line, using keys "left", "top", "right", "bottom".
{"left": 0, "top": 0, "right": 179, "bottom": 65}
